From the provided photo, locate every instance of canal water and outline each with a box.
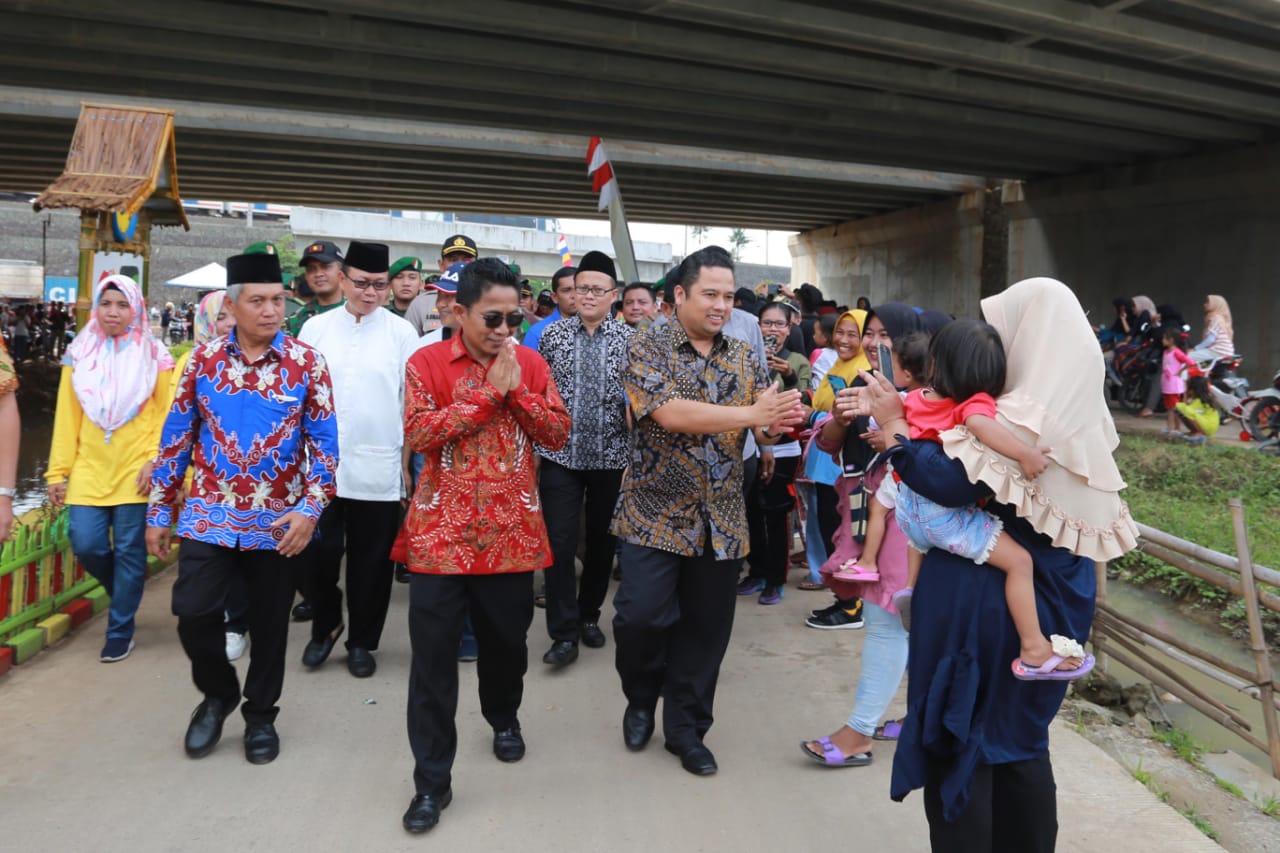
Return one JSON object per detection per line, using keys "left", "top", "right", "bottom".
{"left": 1104, "top": 580, "right": 1278, "bottom": 774}
{"left": 14, "top": 390, "right": 53, "bottom": 516}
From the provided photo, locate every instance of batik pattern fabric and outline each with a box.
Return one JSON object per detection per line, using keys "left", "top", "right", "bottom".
{"left": 148, "top": 329, "right": 338, "bottom": 550}
{"left": 536, "top": 316, "right": 633, "bottom": 470}
{"left": 611, "top": 321, "right": 769, "bottom": 561}
{"left": 402, "top": 336, "right": 571, "bottom": 575}
{"left": 0, "top": 337, "right": 17, "bottom": 396}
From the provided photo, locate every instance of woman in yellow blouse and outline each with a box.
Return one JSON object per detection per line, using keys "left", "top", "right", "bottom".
{"left": 47, "top": 275, "right": 174, "bottom": 662}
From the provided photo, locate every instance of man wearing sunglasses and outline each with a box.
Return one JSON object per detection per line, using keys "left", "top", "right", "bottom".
{"left": 535, "top": 251, "right": 633, "bottom": 667}
{"left": 296, "top": 241, "right": 420, "bottom": 679}
{"left": 400, "top": 258, "right": 570, "bottom": 834}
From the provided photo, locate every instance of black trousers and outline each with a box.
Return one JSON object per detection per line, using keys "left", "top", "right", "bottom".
{"left": 612, "top": 539, "right": 739, "bottom": 748}
{"left": 406, "top": 571, "right": 534, "bottom": 795}
{"left": 306, "top": 497, "right": 400, "bottom": 650}
{"left": 171, "top": 538, "right": 296, "bottom": 723}
{"left": 539, "top": 460, "right": 623, "bottom": 642}
{"left": 923, "top": 754, "right": 1058, "bottom": 853}
{"left": 745, "top": 455, "right": 800, "bottom": 588}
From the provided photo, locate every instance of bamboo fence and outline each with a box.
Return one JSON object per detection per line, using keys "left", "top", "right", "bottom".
{"left": 1092, "top": 498, "right": 1280, "bottom": 778}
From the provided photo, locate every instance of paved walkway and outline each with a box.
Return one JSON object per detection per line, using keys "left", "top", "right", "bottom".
{"left": 0, "top": 570, "right": 1220, "bottom": 852}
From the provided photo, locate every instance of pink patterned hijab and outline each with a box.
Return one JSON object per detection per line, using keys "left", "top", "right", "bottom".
{"left": 63, "top": 275, "right": 174, "bottom": 440}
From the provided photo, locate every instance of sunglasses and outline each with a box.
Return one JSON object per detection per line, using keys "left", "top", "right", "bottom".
{"left": 477, "top": 311, "right": 525, "bottom": 329}
{"left": 347, "top": 276, "right": 390, "bottom": 291}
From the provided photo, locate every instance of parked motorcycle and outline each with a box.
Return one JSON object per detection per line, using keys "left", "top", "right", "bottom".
{"left": 1112, "top": 336, "right": 1162, "bottom": 415}
{"left": 1243, "top": 368, "right": 1280, "bottom": 445}
{"left": 1192, "top": 352, "right": 1250, "bottom": 423}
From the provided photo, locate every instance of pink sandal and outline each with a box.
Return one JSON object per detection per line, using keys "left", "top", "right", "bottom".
{"left": 832, "top": 561, "right": 880, "bottom": 582}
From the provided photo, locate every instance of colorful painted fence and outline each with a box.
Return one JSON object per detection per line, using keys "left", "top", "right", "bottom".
{"left": 0, "top": 508, "right": 101, "bottom": 673}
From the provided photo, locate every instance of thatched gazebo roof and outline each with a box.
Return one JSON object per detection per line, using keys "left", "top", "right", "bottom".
{"left": 34, "top": 103, "right": 190, "bottom": 230}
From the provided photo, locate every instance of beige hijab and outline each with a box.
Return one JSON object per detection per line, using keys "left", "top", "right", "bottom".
{"left": 939, "top": 277, "right": 1138, "bottom": 561}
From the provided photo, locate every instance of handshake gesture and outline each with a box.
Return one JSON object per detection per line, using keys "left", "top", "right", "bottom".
{"left": 487, "top": 339, "right": 523, "bottom": 396}
{"left": 752, "top": 385, "right": 806, "bottom": 436}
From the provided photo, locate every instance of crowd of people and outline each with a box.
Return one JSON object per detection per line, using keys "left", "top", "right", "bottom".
{"left": 0, "top": 299, "right": 73, "bottom": 362}
{"left": 0, "top": 230, "right": 1147, "bottom": 851}
{"left": 1099, "top": 292, "right": 1239, "bottom": 442}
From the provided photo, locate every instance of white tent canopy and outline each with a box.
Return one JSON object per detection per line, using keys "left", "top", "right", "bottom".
{"left": 165, "top": 262, "right": 226, "bottom": 290}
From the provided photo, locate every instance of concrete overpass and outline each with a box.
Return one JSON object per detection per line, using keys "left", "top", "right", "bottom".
{"left": 1, "top": 1, "right": 1278, "bottom": 372}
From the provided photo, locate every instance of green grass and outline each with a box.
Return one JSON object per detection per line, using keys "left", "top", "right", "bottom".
{"left": 1132, "top": 759, "right": 1153, "bottom": 786}
{"left": 1151, "top": 725, "right": 1206, "bottom": 765}
{"left": 1214, "top": 776, "right": 1244, "bottom": 798}
{"left": 1113, "top": 434, "right": 1280, "bottom": 637}
{"left": 1258, "top": 794, "right": 1280, "bottom": 818}
{"left": 1178, "top": 805, "right": 1219, "bottom": 840}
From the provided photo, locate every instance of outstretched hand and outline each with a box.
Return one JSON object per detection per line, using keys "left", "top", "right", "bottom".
{"left": 854, "top": 369, "right": 906, "bottom": 426}
{"left": 753, "top": 385, "right": 805, "bottom": 433}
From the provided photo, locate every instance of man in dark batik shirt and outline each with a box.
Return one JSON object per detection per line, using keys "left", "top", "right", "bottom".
{"left": 610, "top": 246, "right": 804, "bottom": 777}
{"left": 535, "top": 251, "right": 634, "bottom": 667}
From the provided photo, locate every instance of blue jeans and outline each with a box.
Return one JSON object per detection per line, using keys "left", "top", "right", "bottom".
{"left": 67, "top": 503, "right": 149, "bottom": 641}
{"left": 846, "top": 601, "right": 909, "bottom": 736}
{"left": 798, "top": 483, "right": 828, "bottom": 585}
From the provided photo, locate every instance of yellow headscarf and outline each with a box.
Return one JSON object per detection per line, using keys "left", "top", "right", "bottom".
{"left": 811, "top": 309, "right": 870, "bottom": 413}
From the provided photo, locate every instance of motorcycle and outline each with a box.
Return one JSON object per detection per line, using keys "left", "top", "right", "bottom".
{"left": 1243, "top": 368, "right": 1280, "bottom": 446}
{"left": 1112, "top": 336, "right": 1162, "bottom": 415}
{"left": 1191, "top": 352, "right": 1250, "bottom": 423}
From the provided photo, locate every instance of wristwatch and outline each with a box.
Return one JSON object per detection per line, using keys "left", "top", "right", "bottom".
{"left": 760, "top": 427, "right": 778, "bottom": 439}
{"left": 0, "top": 487, "right": 15, "bottom": 499}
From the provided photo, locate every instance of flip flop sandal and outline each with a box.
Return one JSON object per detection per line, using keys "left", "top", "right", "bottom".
{"left": 1011, "top": 653, "right": 1096, "bottom": 682}
{"left": 799, "top": 736, "right": 873, "bottom": 768}
{"left": 796, "top": 580, "right": 826, "bottom": 591}
{"left": 832, "top": 562, "right": 880, "bottom": 582}
{"left": 872, "top": 719, "right": 903, "bottom": 741}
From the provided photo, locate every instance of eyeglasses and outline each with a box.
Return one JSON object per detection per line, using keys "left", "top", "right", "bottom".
{"left": 759, "top": 319, "right": 789, "bottom": 328}
{"left": 347, "top": 276, "right": 390, "bottom": 291}
{"left": 576, "top": 286, "right": 615, "bottom": 298}
{"left": 478, "top": 311, "right": 526, "bottom": 329}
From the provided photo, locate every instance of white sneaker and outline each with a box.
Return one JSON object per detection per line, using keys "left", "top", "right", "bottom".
{"left": 225, "top": 631, "right": 247, "bottom": 661}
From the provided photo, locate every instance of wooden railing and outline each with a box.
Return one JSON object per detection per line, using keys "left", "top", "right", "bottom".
{"left": 1092, "top": 498, "right": 1280, "bottom": 778}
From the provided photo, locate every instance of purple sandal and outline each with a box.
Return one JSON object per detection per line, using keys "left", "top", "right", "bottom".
{"left": 872, "top": 719, "right": 903, "bottom": 741}
{"left": 799, "top": 737, "right": 873, "bottom": 768}
{"left": 1011, "top": 653, "right": 1096, "bottom": 682}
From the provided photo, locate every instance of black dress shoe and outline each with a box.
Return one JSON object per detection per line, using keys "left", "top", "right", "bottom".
{"left": 622, "top": 704, "right": 655, "bottom": 752}
{"left": 184, "top": 696, "right": 235, "bottom": 759}
{"left": 542, "top": 639, "right": 579, "bottom": 666}
{"left": 580, "top": 622, "right": 606, "bottom": 649}
{"left": 302, "top": 624, "right": 344, "bottom": 668}
{"left": 347, "top": 647, "right": 376, "bottom": 678}
{"left": 665, "top": 741, "right": 718, "bottom": 776}
{"left": 394, "top": 563, "right": 411, "bottom": 584}
{"left": 291, "top": 600, "right": 313, "bottom": 622}
{"left": 492, "top": 726, "right": 525, "bottom": 762}
{"left": 402, "top": 789, "right": 452, "bottom": 834}
{"left": 244, "top": 722, "right": 280, "bottom": 765}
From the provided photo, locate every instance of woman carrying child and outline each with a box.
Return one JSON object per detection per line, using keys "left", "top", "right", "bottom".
{"left": 853, "top": 279, "right": 1137, "bottom": 852}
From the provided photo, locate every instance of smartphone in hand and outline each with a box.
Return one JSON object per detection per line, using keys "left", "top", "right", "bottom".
{"left": 875, "top": 342, "right": 895, "bottom": 388}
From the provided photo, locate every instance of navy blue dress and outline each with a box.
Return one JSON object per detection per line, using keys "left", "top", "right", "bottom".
{"left": 886, "top": 440, "right": 1096, "bottom": 822}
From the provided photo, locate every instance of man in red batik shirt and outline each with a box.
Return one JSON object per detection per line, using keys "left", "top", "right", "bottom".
{"left": 399, "top": 258, "right": 570, "bottom": 835}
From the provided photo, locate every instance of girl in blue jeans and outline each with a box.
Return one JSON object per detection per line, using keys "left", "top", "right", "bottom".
{"left": 46, "top": 276, "right": 173, "bottom": 662}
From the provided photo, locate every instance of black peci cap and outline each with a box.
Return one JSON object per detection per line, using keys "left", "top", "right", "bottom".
{"left": 227, "top": 253, "right": 283, "bottom": 286}
{"left": 345, "top": 240, "right": 390, "bottom": 274}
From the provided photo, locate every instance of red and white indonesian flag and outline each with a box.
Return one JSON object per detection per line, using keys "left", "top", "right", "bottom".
{"left": 585, "top": 136, "right": 638, "bottom": 282}
{"left": 586, "top": 137, "right": 619, "bottom": 212}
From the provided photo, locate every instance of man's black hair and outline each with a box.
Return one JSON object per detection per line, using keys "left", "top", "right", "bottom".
{"left": 927, "top": 319, "right": 1006, "bottom": 401}
{"left": 796, "top": 283, "right": 823, "bottom": 314}
{"left": 456, "top": 257, "right": 520, "bottom": 308}
{"left": 673, "top": 245, "right": 734, "bottom": 290}
{"left": 894, "top": 331, "right": 932, "bottom": 385}
{"left": 623, "top": 281, "right": 654, "bottom": 301}
{"left": 661, "top": 265, "right": 680, "bottom": 303}
{"left": 550, "top": 266, "right": 577, "bottom": 292}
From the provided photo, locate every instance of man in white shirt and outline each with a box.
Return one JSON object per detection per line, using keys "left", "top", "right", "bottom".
{"left": 297, "top": 240, "right": 420, "bottom": 678}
